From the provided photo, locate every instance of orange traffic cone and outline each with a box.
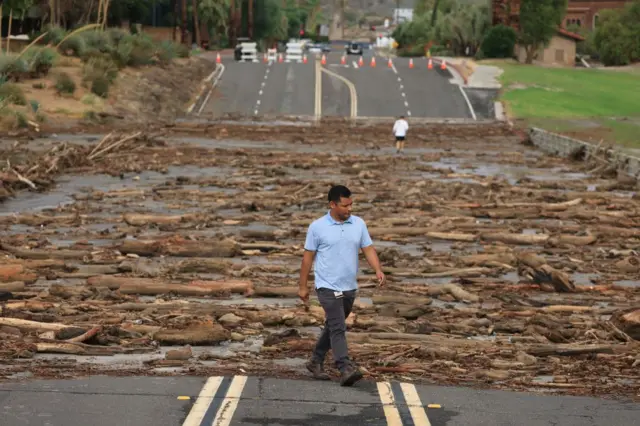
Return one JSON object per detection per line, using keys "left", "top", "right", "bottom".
{"left": 371, "top": 56, "right": 376, "bottom": 67}
{"left": 388, "top": 58, "right": 393, "bottom": 68}
{"left": 303, "top": 55, "right": 308, "bottom": 64}
{"left": 279, "top": 53, "right": 284, "bottom": 63}
{"left": 341, "top": 55, "right": 346, "bottom": 65}
{"left": 440, "top": 59, "right": 447, "bottom": 70}
{"left": 409, "top": 58, "right": 414, "bottom": 69}
{"left": 428, "top": 58, "right": 433, "bottom": 69}
{"left": 358, "top": 56, "right": 364, "bottom": 67}
{"left": 263, "top": 53, "right": 268, "bottom": 63}
{"left": 216, "top": 53, "right": 221, "bottom": 64}
{"left": 321, "top": 54, "right": 327, "bottom": 65}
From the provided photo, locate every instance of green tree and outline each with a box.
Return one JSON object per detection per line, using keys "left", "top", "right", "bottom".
{"left": 518, "top": 0, "right": 567, "bottom": 64}
{"left": 593, "top": 1, "right": 640, "bottom": 66}
{"left": 480, "top": 24, "right": 516, "bottom": 58}
{"left": 434, "top": 1, "right": 490, "bottom": 56}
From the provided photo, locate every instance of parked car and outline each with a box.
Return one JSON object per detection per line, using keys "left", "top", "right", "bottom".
{"left": 345, "top": 41, "right": 363, "bottom": 55}
{"left": 306, "top": 42, "right": 332, "bottom": 53}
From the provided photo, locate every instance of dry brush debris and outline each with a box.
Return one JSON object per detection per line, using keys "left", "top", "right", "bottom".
{"left": 0, "top": 121, "right": 639, "bottom": 399}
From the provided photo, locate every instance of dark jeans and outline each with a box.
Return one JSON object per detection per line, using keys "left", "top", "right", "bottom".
{"left": 312, "top": 287, "right": 357, "bottom": 372}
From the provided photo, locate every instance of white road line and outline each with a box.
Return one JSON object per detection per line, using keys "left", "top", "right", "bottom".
{"left": 400, "top": 382, "right": 431, "bottom": 426}
{"left": 259, "top": 90, "right": 263, "bottom": 95}
{"left": 191, "top": 64, "right": 225, "bottom": 115}
{"left": 397, "top": 77, "right": 401, "bottom": 82}
{"left": 404, "top": 101, "right": 409, "bottom": 107}
{"left": 352, "top": 61, "right": 359, "bottom": 69}
{"left": 253, "top": 109, "right": 258, "bottom": 115}
{"left": 181, "top": 376, "right": 224, "bottom": 426}
{"left": 458, "top": 84, "right": 477, "bottom": 120}
{"left": 401, "top": 93, "right": 406, "bottom": 97}
{"left": 391, "top": 61, "right": 398, "bottom": 75}
{"left": 376, "top": 382, "right": 403, "bottom": 426}
{"left": 212, "top": 375, "right": 248, "bottom": 426}
{"left": 400, "top": 84, "right": 404, "bottom": 89}
{"left": 407, "top": 110, "right": 412, "bottom": 116}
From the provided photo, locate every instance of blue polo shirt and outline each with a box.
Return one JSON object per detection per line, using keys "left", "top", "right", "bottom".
{"left": 304, "top": 212, "right": 373, "bottom": 292}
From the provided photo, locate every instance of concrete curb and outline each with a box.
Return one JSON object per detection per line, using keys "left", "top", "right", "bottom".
{"left": 528, "top": 127, "right": 640, "bottom": 179}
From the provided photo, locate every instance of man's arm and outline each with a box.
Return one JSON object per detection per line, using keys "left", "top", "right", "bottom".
{"left": 362, "top": 245, "right": 382, "bottom": 275}
{"left": 299, "top": 250, "right": 316, "bottom": 292}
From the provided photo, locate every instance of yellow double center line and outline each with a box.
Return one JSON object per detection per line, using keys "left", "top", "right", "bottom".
{"left": 315, "top": 55, "right": 358, "bottom": 119}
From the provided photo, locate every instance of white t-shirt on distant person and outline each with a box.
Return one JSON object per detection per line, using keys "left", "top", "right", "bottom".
{"left": 393, "top": 119, "right": 409, "bottom": 137}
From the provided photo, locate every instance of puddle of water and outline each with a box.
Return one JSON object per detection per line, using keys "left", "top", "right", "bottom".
{"left": 532, "top": 375, "right": 554, "bottom": 384}
{"left": 613, "top": 280, "right": 640, "bottom": 288}
{"left": 572, "top": 273, "right": 600, "bottom": 286}
{"left": 273, "top": 357, "right": 307, "bottom": 368}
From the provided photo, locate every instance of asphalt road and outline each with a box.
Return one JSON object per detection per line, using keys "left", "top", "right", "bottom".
{"left": 1, "top": 375, "right": 638, "bottom": 426}
{"left": 200, "top": 50, "right": 474, "bottom": 119}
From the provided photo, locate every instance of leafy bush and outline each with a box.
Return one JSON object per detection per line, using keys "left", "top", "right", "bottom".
{"left": 480, "top": 25, "right": 517, "bottom": 58}
{"left": 91, "top": 75, "right": 111, "bottom": 98}
{"left": 39, "top": 25, "right": 68, "bottom": 45}
{"left": 0, "top": 83, "right": 27, "bottom": 105}
{"left": 593, "top": 3, "right": 640, "bottom": 66}
{"left": 23, "top": 47, "right": 58, "bottom": 77}
{"left": 59, "top": 35, "right": 87, "bottom": 57}
{"left": 55, "top": 72, "right": 76, "bottom": 95}
{"left": 127, "top": 34, "right": 157, "bottom": 66}
{"left": 82, "top": 56, "right": 119, "bottom": 86}
{"left": 0, "top": 55, "right": 29, "bottom": 82}
{"left": 397, "top": 44, "right": 427, "bottom": 57}
{"left": 157, "top": 40, "right": 177, "bottom": 64}
{"left": 82, "top": 31, "right": 114, "bottom": 53}
{"left": 175, "top": 43, "right": 191, "bottom": 58}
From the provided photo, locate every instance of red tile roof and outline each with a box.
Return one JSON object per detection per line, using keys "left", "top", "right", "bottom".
{"left": 556, "top": 27, "right": 585, "bottom": 41}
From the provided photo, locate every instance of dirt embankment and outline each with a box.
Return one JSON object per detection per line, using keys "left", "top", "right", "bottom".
{"left": 0, "top": 122, "right": 639, "bottom": 400}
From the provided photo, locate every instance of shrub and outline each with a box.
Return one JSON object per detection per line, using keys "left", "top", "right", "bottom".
{"left": 39, "top": 25, "right": 68, "bottom": 45}
{"left": 0, "top": 83, "right": 27, "bottom": 105}
{"left": 175, "top": 43, "right": 191, "bottom": 58}
{"left": 23, "top": 47, "right": 58, "bottom": 77}
{"left": 0, "top": 55, "right": 29, "bottom": 82}
{"left": 82, "top": 56, "right": 119, "bottom": 86}
{"left": 82, "top": 31, "right": 114, "bottom": 53}
{"left": 55, "top": 72, "right": 76, "bottom": 95}
{"left": 91, "top": 75, "right": 111, "bottom": 98}
{"left": 127, "top": 34, "right": 157, "bottom": 66}
{"left": 157, "top": 40, "right": 177, "bottom": 64}
{"left": 59, "top": 35, "right": 87, "bottom": 57}
{"left": 106, "top": 28, "right": 129, "bottom": 45}
{"left": 112, "top": 41, "right": 134, "bottom": 68}
{"left": 481, "top": 25, "right": 517, "bottom": 59}
{"left": 397, "top": 44, "right": 427, "bottom": 57}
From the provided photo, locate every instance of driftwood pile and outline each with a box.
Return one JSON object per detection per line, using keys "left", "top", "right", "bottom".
{"left": 1, "top": 122, "right": 639, "bottom": 398}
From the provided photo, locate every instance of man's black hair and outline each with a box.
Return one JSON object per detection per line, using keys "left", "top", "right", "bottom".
{"left": 328, "top": 185, "right": 351, "bottom": 203}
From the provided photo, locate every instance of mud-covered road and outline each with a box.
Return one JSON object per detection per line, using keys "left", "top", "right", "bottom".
{"left": 1, "top": 121, "right": 639, "bottom": 408}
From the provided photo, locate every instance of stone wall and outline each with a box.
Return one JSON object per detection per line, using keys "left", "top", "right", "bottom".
{"left": 528, "top": 127, "right": 640, "bottom": 178}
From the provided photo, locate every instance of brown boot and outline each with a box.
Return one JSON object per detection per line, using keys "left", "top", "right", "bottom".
{"left": 339, "top": 363, "right": 363, "bottom": 387}
{"left": 306, "top": 360, "right": 330, "bottom": 380}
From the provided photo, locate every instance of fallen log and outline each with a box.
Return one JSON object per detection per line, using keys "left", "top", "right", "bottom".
{"left": 0, "top": 318, "right": 80, "bottom": 333}
{"left": 481, "top": 233, "right": 549, "bottom": 245}
{"left": 421, "top": 267, "right": 491, "bottom": 278}
{"left": 153, "top": 323, "right": 230, "bottom": 345}
{"left": 0, "top": 264, "right": 37, "bottom": 283}
{"left": 425, "top": 232, "right": 477, "bottom": 242}
{"left": 123, "top": 213, "right": 199, "bottom": 226}
{"left": 372, "top": 295, "right": 432, "bottom": 305}
{"left": 118, "top": 240, "right": 163, "bottom": 256}
{"left": 0, "top": 244, "right": 90, "bottom": 260}
{"left": 164, "top": 241, "right": 239, "bottom": 258}
{"left": 0, "top": 281, "right": 25, "bottom": 292}
{"left": 548, "top": 234, "right": 598, "bottom": 247}
{"left": 87, "top": 275, "right": 158, "bottom": 290}
{"left": 66, "top": 326, "right": 102, "bottom": 343}
{"left": 347, "top": 332, "right": 492, "bottom": 349}
{"left": 189, "top": 280, "right": 254, "bottom": 295}
{"left": 525, "top": 344, "right": 615, "bottom": 357}
{"left": 442, "top": 283, "right": 480, "bottom": 303}
{"left": 458, "top": 253, "right": 517, "bottom": 267}
{"left": 172, "top": 258, "right": 231, "bottom": 273}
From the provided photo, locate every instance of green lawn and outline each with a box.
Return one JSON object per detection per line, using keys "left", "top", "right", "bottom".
{"left": 481, "top": 60, "right": 640, "bottom": 147}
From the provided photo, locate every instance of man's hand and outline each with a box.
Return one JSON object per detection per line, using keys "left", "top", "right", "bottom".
{"left": 298, "top": 285, "right": 310, "bottom": 305}
{"left": 376, "top": 269, "right": 386, "bottom": 287}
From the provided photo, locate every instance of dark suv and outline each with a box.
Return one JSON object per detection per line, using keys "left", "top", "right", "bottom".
{"left": 345, "top": 41, "right": 363, "bottom": 55}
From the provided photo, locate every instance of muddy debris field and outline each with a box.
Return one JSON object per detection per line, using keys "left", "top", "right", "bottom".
{"left": 0, "top": 122, "right": 639, "bottom": 399}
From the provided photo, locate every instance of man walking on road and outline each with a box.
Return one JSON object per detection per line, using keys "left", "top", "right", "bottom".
{"left": 393, "top": 115, "right": 409, "bottom": 153}
{"left": 298, "top": 185, "right": 386, "bottom": 386}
